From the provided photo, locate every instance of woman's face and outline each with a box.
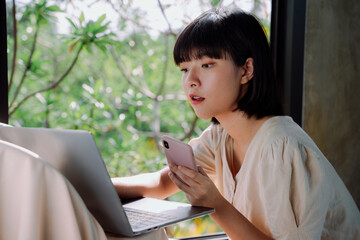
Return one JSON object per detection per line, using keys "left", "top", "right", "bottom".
{"left": 179, "top": 56, "right": 245, "bottom": 120}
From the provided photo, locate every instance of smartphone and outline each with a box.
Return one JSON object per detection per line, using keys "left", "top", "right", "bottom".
{"left": 161, "top": 135, "right": 198, "bottom": 172}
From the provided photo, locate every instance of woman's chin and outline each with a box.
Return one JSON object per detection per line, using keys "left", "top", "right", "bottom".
{"left": 194, "top": 112, "right": 213, "bottom": 120}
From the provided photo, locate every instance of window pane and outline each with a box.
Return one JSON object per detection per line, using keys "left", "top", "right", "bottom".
{"left": 6, "top": 0, "right": 271, "bottom": 237}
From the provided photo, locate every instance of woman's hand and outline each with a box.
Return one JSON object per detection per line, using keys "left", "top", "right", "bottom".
{"left": 169, "top": 164, "right": 273, "bottom": 240}
{"left": 111, "top": 167, "right": 179, "bottom": 200}
{"left": 168, "top": 163, "right": 223, "bottom": 208}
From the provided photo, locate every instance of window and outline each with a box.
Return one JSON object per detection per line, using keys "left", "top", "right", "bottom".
{"left": 2, "top": 0, "right": 306, "bottom": 238}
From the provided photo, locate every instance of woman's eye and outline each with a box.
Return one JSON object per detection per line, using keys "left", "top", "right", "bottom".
{"left": 180, "top": 68, "right": 188, "bottom": 73}
{"left": 202, "top": 63, "right": 214, "bottom": 68}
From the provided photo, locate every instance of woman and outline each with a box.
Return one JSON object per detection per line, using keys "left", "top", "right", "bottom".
{"left": 112, "top": 8, "right": 360, "bottom": 239}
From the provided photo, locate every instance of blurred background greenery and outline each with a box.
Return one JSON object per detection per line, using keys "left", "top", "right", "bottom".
{"left": 6, "top": 0, "right": 271, "bottom": 237}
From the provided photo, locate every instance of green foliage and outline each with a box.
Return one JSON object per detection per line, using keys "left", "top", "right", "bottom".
{"left": 21, "top": 0, "right": 62, "bottom": 25}
{"left": 211, "top": 0, "right": 221, "bottom": 7}
{"left": 7, "top": 0, "right": 271, "bottom": 237}
{"left": 66, "top": 13, "right": 117, "bottom": 53}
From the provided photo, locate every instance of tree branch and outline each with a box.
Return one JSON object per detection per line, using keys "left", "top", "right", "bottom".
{"left": 110, "top": 0, "right": 177, "bottom": 37}
{"left": 157, "top": 0, "right": 173, "bottom": 35}
{"left": 9, "top": 43, "right": 84, "bottom": 116}
{"left": 8, "top": 0, "right": 17, "bottom": 91}
{"left": 181, "top": 114, "right": 199, "bottom": 141}
{"left": 109, "top": 46, "right": 156, "bottom": 99}
{"left": 9, "top": 20, "right": 40, "bottom": 108}
{"left": 152, "top": 99, "right": 161, "bottom": 152}
{"left": 156, "top": 35, "right": 169, "bottom": 96}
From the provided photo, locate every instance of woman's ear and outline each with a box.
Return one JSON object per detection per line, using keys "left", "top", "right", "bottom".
{"left": 240, "top": 58, "right": 254, "bottom": 84}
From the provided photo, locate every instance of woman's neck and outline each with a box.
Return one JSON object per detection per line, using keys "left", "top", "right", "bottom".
{"left": 216, "top": 111, "right": 271, "bottom": 149}
{"left": 217, "top": 111, "right": 272, "bottom": 176}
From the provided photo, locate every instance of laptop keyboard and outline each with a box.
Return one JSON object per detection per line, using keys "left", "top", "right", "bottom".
{"left": 124, "top": 208, "right": 177, "bottom": 229}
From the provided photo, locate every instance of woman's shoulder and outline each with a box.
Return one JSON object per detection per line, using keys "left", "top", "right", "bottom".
{"left": 189, "top": 123, "right": 229, "bottom": 150}
{"left": 250, "top": 116, "right": 327, "bottom": 167}
{"left": 197, "top": 123, "right": 228, "bottom": 141}
{"left": 256, "top": 116, "right": 318, "bottom": 149}
{"left": 258, "top": 116, "right": 301, "bottom": 138}
{"left": 251, "top": 117, "right": 325, "bottom": 180}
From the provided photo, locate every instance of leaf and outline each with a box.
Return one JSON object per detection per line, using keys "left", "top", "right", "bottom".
{"left": 95, "top": 14, "right": 106, "bottom": 26}
{"left": 20, "top": 6, "right": 32, "bottom": 22}
{"left": 68, "top": 39, "right": 79, "bottom": 52}
{"left": 119, "top": 21, "right": 126, "bottom": 30}
{"left": 98, "top": 38, "right": 117, "bottom": 45}
{"left": 211, "top": 0, "right": 221, "bottom": 7}
{"left": 79, "top": 12, "right": 85, "bottom": 24}
{"left": 85, "top": 20, "right": 96, "bottom": 33}
{"left": 66, "top": 17, "right": 78, "bottom": 30}
{"left": 94, "top": 41, "right": 107, "bottom": 53}
{"left": 85, "top": 43, "right": 93, "bottom": 53}
{"left": 36, "top": 0, "right": 47, "bottom": 10}
{"left": 46, "top": 5, "right": 63, "bottom": 12}
{"left": 92, "top": 23, "right": 109, "bottom": 35}
{"left": 94, "top": 78, "right": 104, "bottom": 95}
{"left": 29, "top": 59, "right": 40, "bottom": 72}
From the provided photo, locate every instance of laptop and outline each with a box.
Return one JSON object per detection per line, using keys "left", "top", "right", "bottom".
{"left": 0, "top": 125, "right": 214, "bottom": 237}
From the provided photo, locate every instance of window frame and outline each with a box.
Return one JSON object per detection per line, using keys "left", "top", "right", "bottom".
{"left": 0, "top": 0, "right": 8, "bottom": 124}
{"left": 271, "top": 0, "right": 307, "bottom": 126}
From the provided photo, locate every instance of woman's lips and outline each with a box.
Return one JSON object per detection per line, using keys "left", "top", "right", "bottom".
{"left": 189, "top": 94, "right": 205, "bottom": 105}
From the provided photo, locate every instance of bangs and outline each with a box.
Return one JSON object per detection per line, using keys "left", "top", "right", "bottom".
{"left": 174, "top": 46, "right": 226, "bottom": 65}
{"left": 173, "top": 11, "right": 228, "bottom": 65}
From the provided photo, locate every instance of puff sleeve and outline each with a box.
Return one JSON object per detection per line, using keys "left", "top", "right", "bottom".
{"left": 188, "top": 125, "right": 218, "bottom": 183}
{"left": 256, "top": 137, "right": 331, "bottom": 239}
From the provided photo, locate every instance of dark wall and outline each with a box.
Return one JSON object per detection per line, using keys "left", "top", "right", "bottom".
{"left": 303, "top": 0, "right": 360, "bottom": 206}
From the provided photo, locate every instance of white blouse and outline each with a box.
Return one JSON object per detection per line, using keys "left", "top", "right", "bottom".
{"left": 189, "top": 116, "right": 360, "bottom": 239}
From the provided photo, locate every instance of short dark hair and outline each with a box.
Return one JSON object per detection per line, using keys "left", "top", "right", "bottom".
{"left": 173, "top": 8, "right": 283, "bottom": 123}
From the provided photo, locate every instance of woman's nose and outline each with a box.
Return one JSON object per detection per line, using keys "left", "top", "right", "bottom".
{"left": 185, "top": 69, "right": 200, "bottom": 87}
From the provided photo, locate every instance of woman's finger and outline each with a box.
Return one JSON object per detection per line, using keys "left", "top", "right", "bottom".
{"left": 176, "top": 166, "right": 201, "bottom": 185}
{"left": 197, "top": 165, "right": 208, "bottom": 176}
{"left": 177, "top": 165, "right": 198, "bottom": 179}
{"left": 169, "top": 164, "right": 198, "bottom": 184}
{"left": 168, "top": 171, "right": 191, "bottom": 192}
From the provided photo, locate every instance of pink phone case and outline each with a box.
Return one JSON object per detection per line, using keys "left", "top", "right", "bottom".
{"left": 162, "top": 135, "right": 197, "bottom": 172}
